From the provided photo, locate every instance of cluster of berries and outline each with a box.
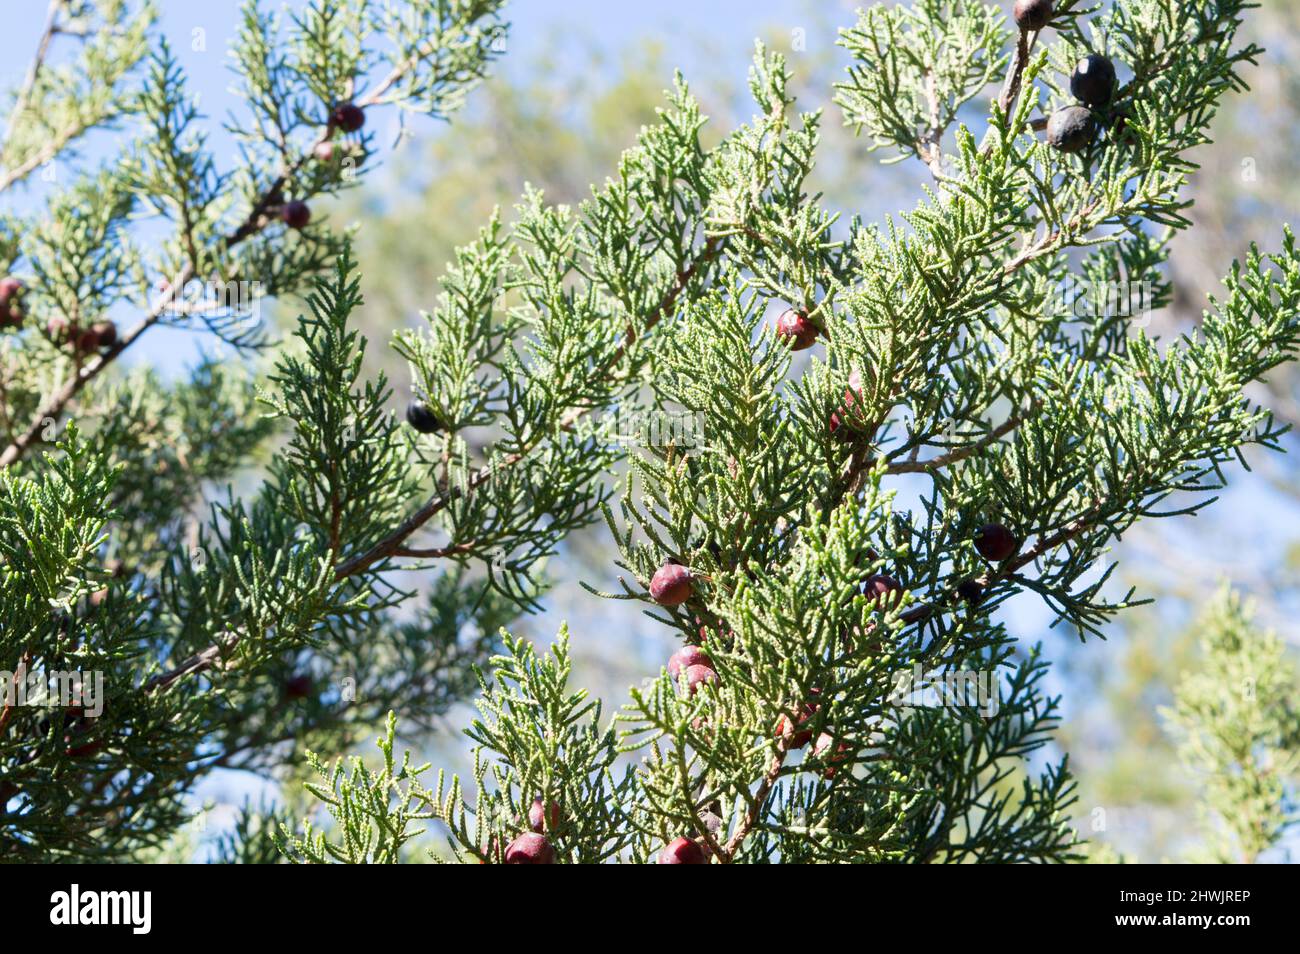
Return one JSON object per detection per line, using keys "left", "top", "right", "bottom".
{"left": 277, "top": 101, "right": 369, "bottom": 230}
{"left": 1015, "top": 2, "right": 1120, "bottom": 154}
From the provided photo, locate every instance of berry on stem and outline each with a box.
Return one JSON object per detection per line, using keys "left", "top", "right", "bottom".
{"left": 862, "top": 573, "right": 903, "bottom": 610}
{"left": 406, "top": 400, "right": 443, "bottom": 434}
{"left": 774, "top": 308, "right": 819, "bottom": 350}
{"left": 284, "top": 674, "right": 313, "bottom": 700}
{"left": 829, "top": 369, "right": 866, "bottom": 440}
{"left": 682, "top": 663, "right": 718, "bottom": 696}
{"left": 504, "top": 831, "right": 555, "bottom": 864}
{"left": 974, "top": 523, "right": 1018, "bottom": 562}
{"left": 528, "top": 797, "right": 561, "bottom": 833}
{"left": 330, "top": 101, "right": 366, "bottom": 133}
{"left": 658, "top": 837, "right": 708, "bottom": 864}
{"left": 956, "top": 579, "right": 985, "bottom": 605}
{"left": 1013, "top": 0, "right": 1053, "bottom": 31}
{"left": 650, "top": 563, "right": 694, "bottom": 607}
{"left": 667, "top": 645, "right": 713, "bottom": 679}
{"left": 0, "top": 277, "right": 25, "bottom": 327}
{"left": 1046, "top": 105, "right": 1095, "bottom": 153}
{"left": 813, "top": 732, "right": 853, "bottom": 779}
{"left": 281, "top": 200, "right": 312, "bottom": 230}
{"left": 314, "top": 141, "right": 337, "bottom": 163}
{"left": 774, "top": 690, "right": 821, "bottom": 749}
{"left": 1070, "top": 54, "right": 1116, "bottom": 108}
{"left": 89, "top": 320, "right": 116, "bottom": 349}
{"left": 46, "top": 315, "right": 70, "bottom": 344}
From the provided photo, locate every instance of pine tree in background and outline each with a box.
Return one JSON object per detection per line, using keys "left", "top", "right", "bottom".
{"left": 1164, "top": 587, "right": 1300, "bottom": 864}
{"left": 0, "top": 0, "right": 508, "bottom": 862}
{"left": 2, "top": 0, "right": 1297, "bottom": 864}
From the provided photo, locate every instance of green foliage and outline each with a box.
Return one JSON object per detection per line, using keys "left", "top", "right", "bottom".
{"left": 2, "top": 0, "right": 1297, "bottom": 865}
{"left": 278, "top": 0, "right": 1297, "bottom": 863}
{"left": 275, "top": 712, "right": 435, "bottom": 863}
{"left": 0, "top": 0, "right": 509, "bottom": 861}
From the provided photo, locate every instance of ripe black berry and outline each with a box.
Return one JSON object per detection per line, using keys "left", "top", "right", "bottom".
{"left": 528, "top": 797, "right": 561, "bottom": 833}
{"left": 405, "top": 400, "right": 443, "bottom": 434}
{"left": 775, "top": 308, "right": 819, "bottom": 351}
{"left": 974, "top": 523, "right": 1018, "bottom": 562}
{"left": 650, "top": 563, "right": 694, "bottom": 607}
{"left": 667, "top": 645, "right": 713, "bottom": 679}
{"left": 1046, "top": 105, "right": 1095, "bottom": 153}
{"left": 281, "top": 200, "right": 312, "bottom": 230}
{"left": 504, "top": 831, "right": 555, "bottom": 864}
{"left": 1070, "top": 54, "right": 1116, "bottom": 108}
{"left": 659, "top": 837, "right": 707, "bottom": 864}
{"left": 330, "top": 101, "right": 366, "bottom": 133}
{"left": 956, "top": 579, "right": 985, "bottom": 605}
{"left": 1013, "top": 0, "right": 1053, "bottom": 31}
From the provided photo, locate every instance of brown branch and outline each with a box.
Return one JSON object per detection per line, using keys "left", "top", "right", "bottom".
{"left": 142, "top": 636, "right": 235, "bottom": 695}
{"left": 0, "top": 267, "right": 192, "bottom": 468}
{"left": 720, "top": 740, "right": 789, "bottom": 862}
{"left": 997, "top": 28, "right": 1032, "bottom": 120}
{"left": 0, "top": 651, "right": 33, "bottom": 736}
{"left": 899, "top": 505, "right": 1102, "bottom": 626}
{"left": 918, "top": 68, "right": 947, "bottom": 180}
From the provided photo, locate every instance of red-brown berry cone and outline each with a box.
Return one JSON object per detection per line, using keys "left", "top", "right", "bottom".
{"left": 682, "top": 663, "right": 718, "bottom": 696}
{"left": 813, "top": 732, "right": 853, "bottom": 779}
{"left": 649, "top": 563, "right": 694, "bottom": 606}
{"left": 658, "top": 837, "right": 708, "bottom": 864}
{"left": 330, "top": 101, "right": 365, "bottom": 133}
{"left": 89, "top": 320, "right": 116, "bottom": 348}
{"left": 974, "top": 523, "right": 1018, "bottom": 562}
{"left": 829, "top": 369, "right": 868, "bottom": 440}
{"left": 281, "top": 200, "right": 312, "bottom": 230}
{"left": 528, "top": 797, "right": 561, "bottom": 834}
{"left": 862, "top": 573, "right": 902, "bottom": 610}
{"left": 1013, "top": 0, "right": 1053, "bottom": 31}
{"left": 667, "top": 645, "right": 713, "bottom": 679}
{"left": 504, "top": 831, "right": 555, "bottom": 864}
{"left": 774, "top": 690, "right": 821, "bottom": 749}
{"left": 284, "top": 674, "right": 313, "bottom": 700}
{"left": 775, "top": 308, "right": 819, "bottom": 350}
{"left": 47, "top": 315, "right": 71, "bottom": 344}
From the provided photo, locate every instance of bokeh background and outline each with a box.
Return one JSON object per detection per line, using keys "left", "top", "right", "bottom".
{"left": 4, "top": 0, "right": 1298, "bottom": 861}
